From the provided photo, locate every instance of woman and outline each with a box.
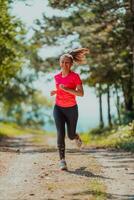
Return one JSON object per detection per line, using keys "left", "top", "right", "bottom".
{"left": 50, "top": 48, "right": 89, "bottom": 170}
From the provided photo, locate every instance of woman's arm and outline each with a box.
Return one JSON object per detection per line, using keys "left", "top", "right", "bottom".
{"left": 59, "top": 84, "right": 84, "bottom": 97}
{"left": 50, "top": 90, "right": 57, "bottom": 96}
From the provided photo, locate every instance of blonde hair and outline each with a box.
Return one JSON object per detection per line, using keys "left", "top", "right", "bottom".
{"left": 60, "top": 48, "right": 89, "bottom": 64}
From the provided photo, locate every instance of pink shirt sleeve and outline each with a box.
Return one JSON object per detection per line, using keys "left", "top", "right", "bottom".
{"left": 74, "top": 74, "right": 82, "bottom": 85}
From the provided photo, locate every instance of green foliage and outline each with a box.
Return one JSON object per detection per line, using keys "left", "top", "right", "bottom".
{"left": 121, "top": 111, "right": 134, "bottom": 124}
{"left": 88, "top": 126, "right": 112, "bottom": 135}
{"left": 0, "top": 122, "right": 47, "bottom": 137}
{"left": 0, "top": 1, "right": 53, "bottom": 129}
{"left": 1, "top": 0, "right": 133, "bottom": 130}
{"left": 89, "top": 180, "right": 107, "bottom": 200}
{"left": 30, "top": 0, "right": 134, "bottom": 128}
{"left": 0, "top": 0, "right": 26, "bottom": 93}
{"left": 81, "top": 123, "right": 134, "bottom": 151}
{"left": 1, "top": 81, "right": 53, "bottom": 128}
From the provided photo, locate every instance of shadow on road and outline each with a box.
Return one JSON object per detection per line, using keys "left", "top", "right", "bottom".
{"left": 67, "top": 166, "right": 112, "bottom": 180}
{"left": 70, "top": 189, "right": 134, "bottom": 200}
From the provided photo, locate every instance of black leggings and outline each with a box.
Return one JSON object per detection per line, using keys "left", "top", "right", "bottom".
{"left": 53, "top": 104, "right": 78, "bottom": 160}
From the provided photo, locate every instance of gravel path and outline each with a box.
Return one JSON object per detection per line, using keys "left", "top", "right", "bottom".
{"left": 0, "top": 135, "right": 101, "bottom": 200}
{"left": 0, "top": 134, "right": 134, "bottom": 200}
{"left": 92, "top": 149, "right": 134, "bottom": 200}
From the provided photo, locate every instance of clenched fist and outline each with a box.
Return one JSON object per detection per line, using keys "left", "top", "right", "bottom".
{"left": 50, "top": 90, "right": 57, "bottom": 96}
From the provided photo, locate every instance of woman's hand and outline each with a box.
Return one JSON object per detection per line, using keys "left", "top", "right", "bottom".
{"left": 50, "top": 90, "right": 57, "bottom": 96}
{"left": 59, "top": 84, "right": 66, "bottom": 90}
{"left": 59, "top": 84, "right": 84, "bottom": 96}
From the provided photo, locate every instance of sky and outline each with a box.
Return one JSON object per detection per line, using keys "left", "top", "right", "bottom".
{"left": 10, "top": 0, "right": 118, "bottom": 132}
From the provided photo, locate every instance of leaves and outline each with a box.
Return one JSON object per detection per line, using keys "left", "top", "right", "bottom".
{"left": 0, "top": 0, "right": 26, "bottom": 92}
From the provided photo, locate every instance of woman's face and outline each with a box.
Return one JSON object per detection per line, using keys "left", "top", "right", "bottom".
{"left": 60, "top": 56, "right": 73, "bottom": 71}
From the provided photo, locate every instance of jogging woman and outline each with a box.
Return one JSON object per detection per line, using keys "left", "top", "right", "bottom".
{"left": 50, "top": 48, "right": 89, "bottom": 170}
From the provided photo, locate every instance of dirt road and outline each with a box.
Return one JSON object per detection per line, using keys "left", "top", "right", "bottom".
{"left": 0, "top": 134, "right": 134, "bottom": 200}
{"left": 92, "top": 149, "right": 134, "bottom": 200}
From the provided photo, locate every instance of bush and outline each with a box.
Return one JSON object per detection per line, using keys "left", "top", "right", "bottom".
{"left": 89, "top": 126, "right": 112, "bottom": 135}
{"left": 121, "top": 111, "right": 134, "bottom": 124}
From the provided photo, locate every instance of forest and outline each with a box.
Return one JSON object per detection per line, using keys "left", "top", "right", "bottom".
{"left": 0, "top": 1, "right": 134, "bottom": 199}
{"left": 0, "top": 0, "right": 134, "bottom": 149}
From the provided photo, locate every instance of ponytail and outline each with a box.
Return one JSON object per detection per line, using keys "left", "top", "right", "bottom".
{"left": 69, "top": 48, "right": 89, "bottom": 64}
{"left": 60, "top": 48, "right": 89, "bottom": 64}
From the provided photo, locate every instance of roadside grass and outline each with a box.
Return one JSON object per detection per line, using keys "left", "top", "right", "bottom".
{"left": 87, "top": 157, "right": 107, "bottom": 200}
{"left": 89, "top": 180, "right": 107, "bottom": 200}
{"left": 81, "top": 123, "right": 134, "bottom": 152}
{"left": 0, "top": 122, "right": 54, "bottom": 137}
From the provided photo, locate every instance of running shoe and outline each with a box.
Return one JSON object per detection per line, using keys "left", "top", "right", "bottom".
{"left": 75, "top": 134, "right": 82, "bottom": 148}
{"left": 59, "top": 159, "right": 68, "bottom": 171}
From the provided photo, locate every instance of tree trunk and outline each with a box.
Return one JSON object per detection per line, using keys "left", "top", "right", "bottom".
{"left": 121, "top": 78, "right": 133, "bottom": 112}
{"left": 122, "top": 0, "right": 134, "bottom": 112}
{"left": 130, "top": 0, "right": 134, "bottom": 111}
{"left": 115, "top": 84, "right": 121, "bottom": 125}
{"left": 98, "top": 84, "right": 104, "bottom": 128}
{"left": 107, "top": 85, "right": 112, "bottom": 127}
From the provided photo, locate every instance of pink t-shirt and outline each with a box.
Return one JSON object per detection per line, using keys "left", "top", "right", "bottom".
{"left": 54, "top": 71, "right": 82, "bottom": 107}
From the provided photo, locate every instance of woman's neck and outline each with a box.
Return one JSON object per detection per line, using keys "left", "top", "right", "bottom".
{"left": 61, "top": 69, "right": 71, "bottom": 77}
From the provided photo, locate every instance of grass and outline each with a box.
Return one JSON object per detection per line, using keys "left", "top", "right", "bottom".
{"left": 89, "top": 180, "right": 107, "bottom": 200}
{"left": 0, "top": 122, "right": 54, "bottom": 137}
{"left": 81, "top": 122, "right": 134, "bottom": 152}
{"left": 87, "top": 158, "right": 107, "bottom": 200}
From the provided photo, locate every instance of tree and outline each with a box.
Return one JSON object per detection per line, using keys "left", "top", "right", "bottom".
{"left": 29, "top": 0, "right": 134, "bottom": 127}
{"left": 0, "top": 0, "right": 27, "bottom": 93}
{"left": 1, "top": 72, "right": 52, "bottom": 127}
{"left": 0, "top": 0, "right": 53, "bottom": 129}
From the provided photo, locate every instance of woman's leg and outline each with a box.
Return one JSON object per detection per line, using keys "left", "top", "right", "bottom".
{"left": 64, "top": 105, "right": 82, "bottom": 148}
{"left": 64, "top": 105, "right": 78, "bottom": 140}
{"left": 53, "top": 105, "right": 66, "bottom": 160}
